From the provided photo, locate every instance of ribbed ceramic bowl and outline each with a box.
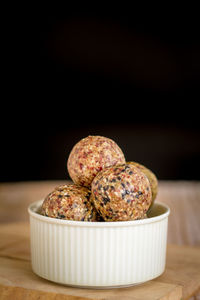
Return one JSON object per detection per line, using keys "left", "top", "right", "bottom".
{"left": 28, "top": 200, "right": 170, "bottom": 288}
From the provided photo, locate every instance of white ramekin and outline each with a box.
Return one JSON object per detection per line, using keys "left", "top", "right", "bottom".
{"left": 28, "top": 200, "right": 170, "bottom": 288}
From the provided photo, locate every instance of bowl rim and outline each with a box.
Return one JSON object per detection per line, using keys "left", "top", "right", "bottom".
{"left": 28, "top": 200, "right": 170, "bottom": 227}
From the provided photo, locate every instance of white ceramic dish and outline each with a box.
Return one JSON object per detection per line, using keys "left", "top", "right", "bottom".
{"left": 28, "top": 200, "right": 170, "bottom": 288}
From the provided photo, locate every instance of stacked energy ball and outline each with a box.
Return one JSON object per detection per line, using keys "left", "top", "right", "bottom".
{"left": 41, "top": 136, "right": 158, "bottom": 222}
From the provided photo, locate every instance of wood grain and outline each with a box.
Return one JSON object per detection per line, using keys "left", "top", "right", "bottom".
{"left": 156, "top": 181, "right": 200, "bottom": 246}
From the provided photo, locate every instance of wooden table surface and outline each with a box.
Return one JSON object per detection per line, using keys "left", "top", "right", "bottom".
{"left": 0, "top": 180, "right": 200, "bottom": 300}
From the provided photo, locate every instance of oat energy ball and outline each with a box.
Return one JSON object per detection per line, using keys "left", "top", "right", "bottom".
{"left": 41, "top": 184, "right": 99, "bottom": 221}
{"left": 91, "top": 164, "right": 152, "bottom": 221}
{"left": 127, "top": 161, "right": 158, "bottom": 203}
{"left": 67, "top": 136, "right": 126, "bottom": 187}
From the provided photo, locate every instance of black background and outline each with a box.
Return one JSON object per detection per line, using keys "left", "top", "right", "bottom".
{"left": 1, "top": 8, "right": 200, "bottom": 182}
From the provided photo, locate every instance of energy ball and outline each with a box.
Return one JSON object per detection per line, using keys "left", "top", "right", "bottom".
{"left": 127, "top": 161, "right": 158, "bottom": 204}
{"left": 91, "top": 164, "right": 152, "bottom": 221}
{"left": 67, "top": 136, "right": 126, "bottom": 187}
{"left": 41, "top": 184, "right": 100, "bottom": 221}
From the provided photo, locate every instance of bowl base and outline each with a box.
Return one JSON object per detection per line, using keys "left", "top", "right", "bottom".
{"left": 35, "top": 271, "right": 153, "bottom": 290}
{"left": 59, "top": 281, "right": 147, "bottom": 289}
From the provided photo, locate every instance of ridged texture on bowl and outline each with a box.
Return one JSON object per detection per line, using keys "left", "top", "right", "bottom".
{"left": 29, "top": 203, "right": 169, "bottom": 287}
